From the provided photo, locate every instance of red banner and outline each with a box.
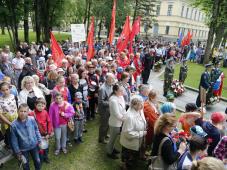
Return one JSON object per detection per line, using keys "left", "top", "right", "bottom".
{"left": 116, "top": 16, "right": 131, "bottom": 53}
{"left": 50, "top": 32, "right": 64, "bottom": 67}
{"left": 87, "top": 16, "right": 95, "bottom": 61}
{"left": 108, "top": 0, "right": 117, "bottom": 45}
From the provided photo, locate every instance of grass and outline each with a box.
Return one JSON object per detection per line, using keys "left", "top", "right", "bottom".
{"left": 161, "top": 62, "right": 227, "bottom": 98}
{"left": 3, "top": 117, "right": 147, "bottom": 170}
{"left": 0, "top": 30, "right": 71, "bottom": 49}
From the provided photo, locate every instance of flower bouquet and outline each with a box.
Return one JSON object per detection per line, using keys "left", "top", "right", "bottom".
{"left": 171, "top": 79, "right": 185, "bottom": 96}
{"left": 153, "top": 61, "right": 162, "bottom": 72}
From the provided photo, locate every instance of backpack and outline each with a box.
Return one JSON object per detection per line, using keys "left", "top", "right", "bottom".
{"left": 148, "top": 137, "right": 178, "bottom": 170}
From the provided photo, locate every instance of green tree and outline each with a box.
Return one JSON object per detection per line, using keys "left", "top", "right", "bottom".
{"left": 192, "top": 0, "right": 227, "bottom": 64}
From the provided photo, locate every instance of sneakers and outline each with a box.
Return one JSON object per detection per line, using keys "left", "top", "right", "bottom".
{"left": 54, "top": 150, "right": 60, "bottom": 156}
{"left": 62, "top": 148, "right": 67, "bottom": 154}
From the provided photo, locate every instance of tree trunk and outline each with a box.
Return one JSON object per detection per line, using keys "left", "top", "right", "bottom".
{"left": 1, "top": 26, "right": 5, "bottom": 35}
{"left": 133, "top": 0, "right": 139, "bottom": 22}
{"left": 42, "top": 0, "right": 50, "bottom": 42}
{"left": 84, "top": 0, "right": 88, "bottom": 25}
{"left": 34, "top": 0, "right": 41, "bottom": 42}
{"left": 203, "top": 0, "right": 222, "bottom": 64}
{"left": 213, "top": 25, "right": 224, "bottom": 48}
{"left": 98, "top": 19, "right": 102, "bottom": 40}
{"left": 86, "top": 0, "right": 92, "bottom": 36}
{"left": 11, "top": 0, "right": 19, "bottom": 47}
{"left": 24, "top": 0, "right": 29, "bottom": 43}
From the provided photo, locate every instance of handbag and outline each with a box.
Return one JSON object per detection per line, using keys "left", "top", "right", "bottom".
{"left": 148, "top": 137, "right": 177, "bottom": 170}
{"left": 67, "top": 118, "right": 75, "bottom": 132}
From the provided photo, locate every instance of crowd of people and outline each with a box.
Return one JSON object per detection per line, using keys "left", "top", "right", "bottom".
{"left": 0, "top": 39, "right": 226, "bottom": 170}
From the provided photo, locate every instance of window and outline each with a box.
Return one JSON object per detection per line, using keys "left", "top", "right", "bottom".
{"left": 186, "top": 7, "right": 189, "bottom": 18}
{"left": 165, "top": 26, "right": 170, "bottom": 35}
{"left": 194, "top": 10, "right": 197, "bottom": 20}
{"left": 181, "top": 6, "right": 184, "bottom": 17}
{"left": 198, "top": 12, "right": 201, "bottom": 21}
{"left": 156, "top": 5, "right": 161, "bottom": 16}
{"left": 167, "top": 5, "right": 173, "bottom": 16}
{"left": 190, "top": 9, "right": 194, "bottom": 19}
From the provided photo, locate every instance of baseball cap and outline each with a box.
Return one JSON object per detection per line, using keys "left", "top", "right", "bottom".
{"left": 190, "top": 125, "right": 207, "bottom": 138}
{"left": 211, "top": 112, "right": 226, "bottom": 124}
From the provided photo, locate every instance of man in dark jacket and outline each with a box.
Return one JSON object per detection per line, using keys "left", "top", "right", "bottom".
{"left": 142, "top": 49, "right": 155, "bottom": 84}
{"left": 196, "top": 64, "right": 212, "bottom": 107}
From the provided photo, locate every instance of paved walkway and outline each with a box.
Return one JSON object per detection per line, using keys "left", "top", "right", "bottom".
{"left": 148, "top": 69, "right": 227, "bottom": 119}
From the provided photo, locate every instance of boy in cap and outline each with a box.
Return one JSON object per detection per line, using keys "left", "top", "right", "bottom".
{"left": 73, "top": 92, "right": 84, "bottom": 143}
{"left": 195, "top": 112, "right": 226, "bottom": 156}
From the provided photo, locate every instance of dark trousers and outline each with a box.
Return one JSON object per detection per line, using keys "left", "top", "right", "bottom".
{"left": 39, "top": 148, "right": 49, "bottom": 163}
{"left": 21, "top": 146, "right": 41, "bottom": 170}
{"left": 98, "top": 112, "right": 110, "bottom": 142}
{"left": 88, "top": 97, "right": 97, "bottom": 119}
{"left": 142, "top": 69, "right": 151, "bottom": 84}
{"left": 121, "top": 146, "right": 139, "bottom": 169}
{"left": 4, "top": 128, "right": 11, "bottom": 148}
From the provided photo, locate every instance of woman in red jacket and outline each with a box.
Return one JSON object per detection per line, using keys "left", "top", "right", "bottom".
{"left": 143, "top": 90, "right": 159, "bottom": 146}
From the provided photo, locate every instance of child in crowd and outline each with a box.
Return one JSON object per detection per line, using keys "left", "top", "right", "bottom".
{"left": 11, "top": 104, "right": 42, "bottom": 170}
{"left": 29, "top": 98, "right": 53, "bottom": 164}
{"left": 49, "top": 92, "right": 75, "bottom": 155}
{"left": 73, "top": 92, "right": 85, "bottom": 143}
{"left": 0, "top": 82, "right": 18, "bottom": 148}
{"left": 195, "top": 112, "right": 226, "bottom": 156}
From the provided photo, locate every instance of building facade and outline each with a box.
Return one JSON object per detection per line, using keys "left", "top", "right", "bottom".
{"left": 151, "top": 0, "right": 209, "bottom": 41}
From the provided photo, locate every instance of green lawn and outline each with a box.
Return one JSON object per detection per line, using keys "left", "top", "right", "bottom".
{"left": 3, "top": 117, "right": 146, "bottom": 170}
{"left": 0, "top": 30, "right": 71, "bottom": 49}
{"left": 161, "top": 62, "right": 227, "bottom": 98}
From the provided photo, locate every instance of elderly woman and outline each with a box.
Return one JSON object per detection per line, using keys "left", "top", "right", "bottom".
{"left": 106, "top": 84, "right": 127, "bottom": 159}
{"left": 143, "top": 89, "right": 159, "bottom": 146}
{"left": 160, "top": 102, "right": 176, "bottom": 114}
{"left": 151, "top": 114, "right": 186, "bottom": 169}
{"left": 119, "top": 72, "right": 131, "bottom": 110}
{"left": 19, "top": 76, "right": 45, "bottom": 110}
{"left": 120, "top": 97, "right": 147, "bottom": 169}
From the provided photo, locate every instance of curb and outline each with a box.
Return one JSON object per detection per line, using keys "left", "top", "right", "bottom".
{"left": 184, "top": 86, "right": 227, "bottom": 102}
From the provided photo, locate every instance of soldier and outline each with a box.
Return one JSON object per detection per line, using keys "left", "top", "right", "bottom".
{"left": 179, "top": 59, "right": 188, "bottom": 84}
{"left": 163, "top": 58, "right": 174, "bottom": 96}
{"left": 196, "top": 64, "right": 213, "bottom": 108}
{"left": 210, "top": 61, "right": 222, "bottom": 83}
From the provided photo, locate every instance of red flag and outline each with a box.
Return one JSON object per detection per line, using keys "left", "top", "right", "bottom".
{"left": 117, "top": 16, "right": 131, "bottom": 53}
{"left": 50, "top": 32, "right": 64, "bottom": 67}
{"left": 129, "top": 16, "right": 141, "bottom": 53}
{"left": 108, "top": 0, "right": 117, "bottom": 44}
{"left": 181, "top": 31, "right": 193, "bottom": 46}
{"left": 87, "top": 16, "right": 95, "bottom": 61}
{"left": 129, "top": 16, "right": 141, "bottom": 41}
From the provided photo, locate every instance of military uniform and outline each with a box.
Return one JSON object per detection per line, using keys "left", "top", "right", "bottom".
{"left": 179, "top": 62, "right": 188, "bottom": 84}
{"left": 163, "top": 62, "right": 174, "bottom": 96}
{"left": 196, "top": 65, "right": 212, "bottom": 107}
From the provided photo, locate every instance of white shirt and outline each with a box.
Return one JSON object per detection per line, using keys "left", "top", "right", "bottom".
{"left": 120, "top": 108, "right": 147, "bottom": 151}
{"left": 108, "top": 95, "right": 126, "bottom": 127}
{"left": 12, "top": 57, "right": 25, "bottom": 70}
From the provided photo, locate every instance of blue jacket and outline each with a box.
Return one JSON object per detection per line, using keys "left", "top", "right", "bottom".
{"left": 11, "top": 116, "right": 42, "bottom": 154}
{"left": 199, "top": 72, "right": 211, "bottom": 90}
